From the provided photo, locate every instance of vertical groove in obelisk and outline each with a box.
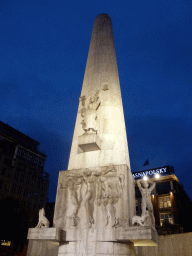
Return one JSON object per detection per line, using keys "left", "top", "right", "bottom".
{"left": 68, "top": 14, "right": 130, "bottom": 170}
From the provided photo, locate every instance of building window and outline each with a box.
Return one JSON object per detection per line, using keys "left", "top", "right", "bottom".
{"left": 156, "top": 181, "right": 171, "bottom": 194}
{"left": 26, "top": 177, "right": 30, "bottom": 185}
{"left": 17, "top": 162, "right": 26, "bottom": 172}
{"left": 20, "top": 174, "right": 25, "bottom": 182}
{"left": 158, "top": 196, "right": 171, "bottom": 209}
{"left": 14, "top": 172, "right": 19, "bottom": 181}
{"left": 28, "top": 191, "right": 33, "bottom": 198}
{"left": 11, "top": 183, "right": 16, "bottom": 193}
{"left": 1, "top": 240, "right": 11, "bottom": 246}
{"left": 42, "top": 183, "right": 45, "bottom": 191}
{"left": 7, "top": 171, "right": 11, "bottom": 178}
{"left": 18, "top": 186, "right": 22, "bottom": 195}
{"left": 160, "top": 213, "right": 174, "bottom": 226}
{"left": 24, "top": 188, "right": 28, "bottom": 196}
{"left": 38, "top": 157, "right": 45, "bottom": 168}
{"left": 31, "top": 179, "right": 35, "bottom": 186}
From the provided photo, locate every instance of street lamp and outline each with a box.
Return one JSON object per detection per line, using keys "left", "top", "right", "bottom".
{"left": 155, "top": 174, "right": 160, "bottom": 179}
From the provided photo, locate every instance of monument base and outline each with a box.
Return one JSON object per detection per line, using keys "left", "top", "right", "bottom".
{"left": 27, "top": 227, "right": 157, "bottom": 256}
{"left": 58, "top": 229, "right": 135, "bottom": 256}
{"left": 27, "top": 228, "right": 66, "bottom": 242}
{"left": 116, "top": 226, "right": 158, "bottom": 246}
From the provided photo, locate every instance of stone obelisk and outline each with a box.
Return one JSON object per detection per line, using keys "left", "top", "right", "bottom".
{"left": 27, "top": 14, "right": 158, "bottom": 256}
{"left": 68, "top": 13, "right": 130, "bottom": 170}
{"left": 53, "top": 13, "right": 136, "bottom": 256}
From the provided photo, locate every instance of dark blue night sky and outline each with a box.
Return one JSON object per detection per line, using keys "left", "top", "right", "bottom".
{"left": 1, "top": 0, "right": 192, "bottom": 201}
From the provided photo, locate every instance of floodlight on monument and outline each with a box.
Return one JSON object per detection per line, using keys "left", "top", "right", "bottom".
{"left": 155, "top": 174, "right": 160, "bottom": 179}
{"left": 143, "top": 176, "right": 148, "bottom": 180}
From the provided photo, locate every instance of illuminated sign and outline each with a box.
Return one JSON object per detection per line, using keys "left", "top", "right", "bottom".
{"left": 132, "top": 166, "right": 174, "bottom": 179}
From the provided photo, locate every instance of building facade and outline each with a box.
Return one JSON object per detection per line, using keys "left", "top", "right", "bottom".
{"left": 134, "top": 166, "right": 192, "bottom": 234}
{"left": 0, "top": 121, "right": 49, "bottom": 242}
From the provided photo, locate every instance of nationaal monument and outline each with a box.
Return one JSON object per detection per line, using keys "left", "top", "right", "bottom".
{"left": 27, "top": 13, "right": 158, "bottom": 256}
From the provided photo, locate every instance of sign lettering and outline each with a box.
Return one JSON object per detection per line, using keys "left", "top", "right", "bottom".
{"left": 132, "top": 166, "right": 169, "bottom": 179}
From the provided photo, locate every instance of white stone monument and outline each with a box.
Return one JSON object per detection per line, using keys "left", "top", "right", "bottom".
{"left": 27, "top": 13, "right": 158, "bottom": 256}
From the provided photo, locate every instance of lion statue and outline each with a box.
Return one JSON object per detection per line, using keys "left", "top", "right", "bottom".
{"left": 35, "top": 208, "right": 50, "bottom": 228}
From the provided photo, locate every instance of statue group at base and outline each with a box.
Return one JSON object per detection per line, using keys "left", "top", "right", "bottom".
{"left": 35, "top": 179, "right": 156, "bottom": 230}
{"left": 132, "top": 179, "right": 156, "bottom": 227}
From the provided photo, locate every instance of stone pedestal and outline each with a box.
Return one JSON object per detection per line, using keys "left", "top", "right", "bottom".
{"left": 49, "top": 164, "right": 157, "bottom": 255}
{"left": 27, "top": 226, "right": 158, "bottom": 256}
{"left": 27, "top": 228, "right": 66, "bottom": 242}
{"left": 116, "top": 226, "right": 158, "bottom": 246}
{"left": 78, "top": 133, "right": 101, "bottom": 152}
{"left": 58, "top": 231, "right": 135, "bottom": 256}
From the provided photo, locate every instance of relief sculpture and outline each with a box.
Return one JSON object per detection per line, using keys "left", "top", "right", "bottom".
{"left": 60, "top": 177, "right": 82, "bottom": 227}
{"left": 60, "top": 165, "right": 121, "bottom": 228}
{"left": 79, "top": 91, "right": 100, "bottom": 134}
{"left": 97, "top": 172, "right": 124, "bottom": 227}
{"left": 67, "top": 170, "right": 97, "bottom": 227}
{"left": 66, "top": 165, "right": 117, "bottom": 228}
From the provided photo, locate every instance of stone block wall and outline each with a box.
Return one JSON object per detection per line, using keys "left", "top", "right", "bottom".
{"left": 27, "top": 232, "right": 192, "bottom": 256}
{"left": 27, "top": 240, "right": 59, "bottom": 256}
{"left": 135, "top": 232, "right": 192, "bottom": 256}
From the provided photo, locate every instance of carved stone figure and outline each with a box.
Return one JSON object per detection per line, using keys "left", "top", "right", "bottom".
{"left": 137, "top": 179, "right": 156, "bottom": 226}
{"left": 79, "top": 95, "right": 86, "bottom": 129}
{"left": 61, "top": 177, "right": 83, "bottom": 227}
{"left": 97, "top": 173, "right": 124, "bottom": 227}
{"left": 67, "top": 165, "right": 117, "bottom": 227}
{"left": 102, "top": 84, "right": 109, "bottom": 91}
{"left": 35, "top": 208, "right": 50, "bottom": 228}
{"left": 132, "top": 210, "right": 149, "bottom": 227}
{"left": 80, "top": 91, "right": 100, "bottom": 133}
{"left": 79, "top": 95, "right": 86, "bottom": 107}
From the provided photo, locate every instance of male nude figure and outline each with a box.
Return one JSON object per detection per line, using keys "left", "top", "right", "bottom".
{"left": 137, "top": 179, "right": 156, "bottom": 225}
